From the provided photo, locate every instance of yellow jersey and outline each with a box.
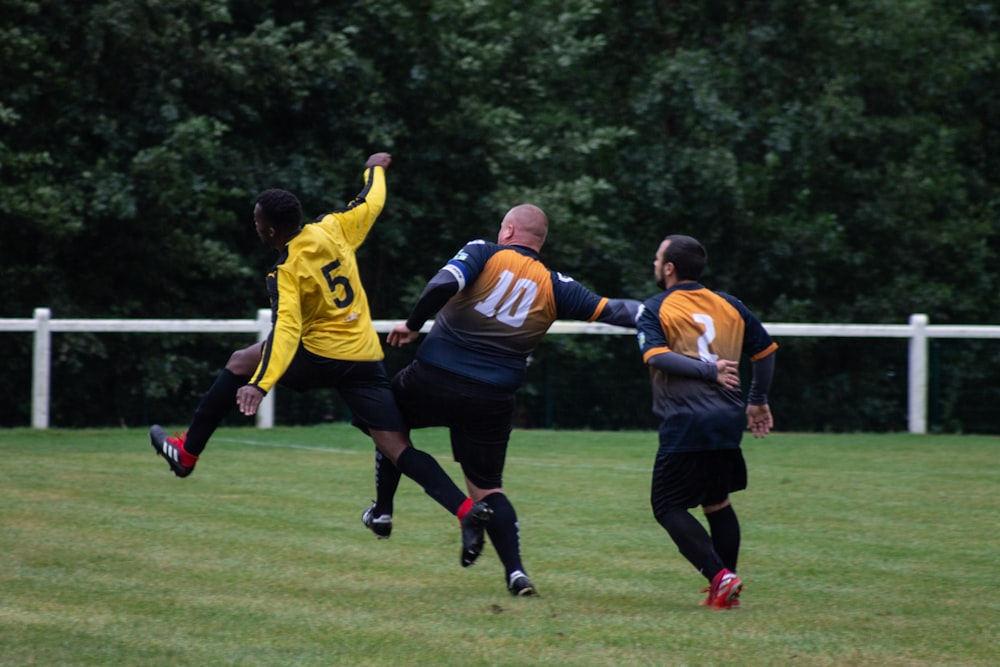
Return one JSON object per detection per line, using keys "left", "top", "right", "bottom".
{"left": 249, "top": 165, "right": 387, "bottom": 393}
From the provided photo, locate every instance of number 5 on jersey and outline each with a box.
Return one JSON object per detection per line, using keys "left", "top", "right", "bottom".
{"left": 322, "top": 260, "right": 355, "bottom": 308}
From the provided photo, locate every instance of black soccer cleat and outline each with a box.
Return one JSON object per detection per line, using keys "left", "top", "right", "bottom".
{"left": 507, "top": 570, "right": 538, "bottom": 597}
{"left": 361, "top": 502, "right": 393, "bottom": 539}
{"left": 149, "top": 424, "right": 197, "bottom": 478}
{"left": 460, "top": 500, "right": 493, "bottom": 567}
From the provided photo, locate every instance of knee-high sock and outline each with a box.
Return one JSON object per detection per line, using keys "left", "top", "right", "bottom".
{"left": 482, "top": 492, "right": 525, "bottom": 578}
{"left": 394, "top": 447, "right": 466, "bottom": 515}
{"left": 185, "top": 369, "right": 247, "bottom": 456}
{"left": 373, "top": 449, "right": 402, "bottom": 516}
{"left": 706, "top": 504, "right": 740, "bottom": 573}
{"left": 654, "top": 507, "right": 725, "bottom": 581}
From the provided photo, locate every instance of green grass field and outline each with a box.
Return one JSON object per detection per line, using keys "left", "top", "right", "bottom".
{"left": 1, "top": 426, "right": 997, "bottom": 666}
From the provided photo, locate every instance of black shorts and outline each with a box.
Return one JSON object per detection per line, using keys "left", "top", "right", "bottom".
{"left": 650, "top": 449, "right": 748, "bottom": 515}
{"left": 279, "top": 344, "right": 406, "bottom": 432}
{"left": 391, "top": 360, "right": 514, "bottom": 489}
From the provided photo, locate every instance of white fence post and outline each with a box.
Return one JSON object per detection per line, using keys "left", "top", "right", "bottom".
{"left": 31, "top": 308, "right": 52, "bottom": 429}
{"left": 908, "top": 314, "right": 929, "bottom": 434}
{"left": 255, "top": 308, "right": 274, "bottom": 429}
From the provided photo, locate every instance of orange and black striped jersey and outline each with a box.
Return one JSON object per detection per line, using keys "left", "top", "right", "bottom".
{"left": 248, "top": 165, "right": 387, "bottom": 393}
{"left": 414, "top": 241, "right": 639, "bottom": 389}
{"left": 637, "top": 283, "right": 777, "bottom": 451}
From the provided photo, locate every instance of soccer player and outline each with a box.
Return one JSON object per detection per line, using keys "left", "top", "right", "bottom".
{"left": 636, "top": 234, "right": 776, "bottom": 609}
{"left": 366, "top": 203, "right": 641, "bottom": 596}
{"left": 149, "top": 152, "right": 490, "bottom": 565}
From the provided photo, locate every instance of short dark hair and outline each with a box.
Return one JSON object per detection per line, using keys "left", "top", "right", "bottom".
{"left": 255, "top": 189, "right": 302, "bottom": 232}
{"left": 662, "top": 234, "right": 707, "bottom": 281}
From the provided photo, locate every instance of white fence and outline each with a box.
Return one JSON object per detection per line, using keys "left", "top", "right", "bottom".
{"left": 4, "top": 308, "right": 1000, "bottom": 433}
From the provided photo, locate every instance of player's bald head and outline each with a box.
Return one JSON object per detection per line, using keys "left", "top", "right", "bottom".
{"left": 500, "top": 204, "right": 548, "bottom": 250}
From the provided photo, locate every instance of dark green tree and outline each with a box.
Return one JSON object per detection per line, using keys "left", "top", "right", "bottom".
{"left": 1, "top": 0, "right": 997, "bottom": 431}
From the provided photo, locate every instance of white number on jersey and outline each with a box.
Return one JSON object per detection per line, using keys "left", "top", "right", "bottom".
{"left": 692, "top": 313, "right": 719, "bottom": 363}
{"left": 474, "top": 269, "right": 539, "bottom": 328}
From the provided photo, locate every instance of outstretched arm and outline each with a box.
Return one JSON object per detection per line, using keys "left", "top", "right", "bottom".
{"left": 595, "top": 298, "right": 642, "bottom": 328}
{"left": 386, "top": 269, "right": 461, "bottom": 347}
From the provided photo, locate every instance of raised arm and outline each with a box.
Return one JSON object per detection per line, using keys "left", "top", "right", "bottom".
{"left": 325, "top": 152, "right": 392, "bottom": 249}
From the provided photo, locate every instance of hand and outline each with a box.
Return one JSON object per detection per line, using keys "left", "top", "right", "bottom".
{"left": 746, "top": 403, "right": 773, "bottom": 438}
{"left": 236, "top": 385, "right": 266, "bottom": 416}
{"left": 366, "top": 152, "right": 392, "bottom": 169}
{"left": 386, "top": 322, "right": 420, "bottom": 347}
{"left": 715, "top": 359, "right": 740, "bottom": 390}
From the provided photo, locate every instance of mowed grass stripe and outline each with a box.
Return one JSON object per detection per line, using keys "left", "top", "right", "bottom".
{"left": 1, "top": 426, "right": 997, "bottom": 666}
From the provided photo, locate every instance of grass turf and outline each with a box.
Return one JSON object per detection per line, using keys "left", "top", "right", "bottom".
{"left": 1, "top": 426, "right": 997, "bottom": 666}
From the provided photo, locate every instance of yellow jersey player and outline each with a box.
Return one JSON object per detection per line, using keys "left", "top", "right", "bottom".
{"left": 150, "top": 153, "right": 487, "bottom": 568}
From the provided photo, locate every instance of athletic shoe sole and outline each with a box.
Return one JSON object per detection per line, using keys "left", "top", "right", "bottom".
{"left": 149, "top": 424, "right": 194, "bottom": 478}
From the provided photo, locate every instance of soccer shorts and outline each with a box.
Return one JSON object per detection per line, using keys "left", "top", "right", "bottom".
{"left": 650, "top": 448, "right": 748, "bottom": 514}
{"left": 278, "top": 344, "right": 406, "bottom": 432}
{"left": 391, "top": 360, "right": 514, "bottom": 489}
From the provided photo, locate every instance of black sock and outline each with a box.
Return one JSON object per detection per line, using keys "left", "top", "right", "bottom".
{"left": 185, "top": 369, "right": 246, "bottom": 456}
{"left": 373, "top": 449, "right": 402, "bottom": 516}
{"left": 394, "top": 447, "right": 466, "bottom": 515}
{"left": 655, "top": 507, "right": 725, "bottom": 581}
{"left": 706, "top": 504, "right": 740, "bottom": 572}
{"left": 482, "top": 492, "right": 525, "bottom": 579}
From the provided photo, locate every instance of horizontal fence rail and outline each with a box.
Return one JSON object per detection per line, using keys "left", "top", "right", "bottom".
{"left": 5, "top": 308, "right": 1000, "bottom": 432}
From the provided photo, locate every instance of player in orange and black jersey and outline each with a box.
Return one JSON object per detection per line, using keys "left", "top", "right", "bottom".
{"left": 149, "top": 153, "right": 485, "bottom": 564}
{"left": 636, "top": 234, "right": 776, "bottom": 609}
{"left": 369, "top": 203, "right": 641, "bottom": 596}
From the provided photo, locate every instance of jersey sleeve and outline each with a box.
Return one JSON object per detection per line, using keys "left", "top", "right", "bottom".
{"left": 646, "top": 349, "right": 718, "bottom": 379}
{"left": 549, "top": 272, "right": 639, "bottom": 327}
{"left": 550, "top": 272, "right": 610, "bottom": 321}
{"left": 402, "top": 240, "right": 493, "bottom": 331}
{"left": 594, "top": 298, "right": 641, "bottom": 328}
{"left": 719, "top": 293, "right": 778, "bottom": 361}
{"left": 404, "top": 269, "right": 462, "bottom": 331}
{"left": 248, "top": 266, "right": 303, "bottom": 393}
{"left": 747, "top": 351, "right": 776, "bottom": 404}
{"left": 321, "top": 165, "right": 387, "bottom": 250}
{"left": 441, "top": 239, "right": 492, "bottom": 289}
{"left": 636, "top": 295, "right": 671, "bottom": 362}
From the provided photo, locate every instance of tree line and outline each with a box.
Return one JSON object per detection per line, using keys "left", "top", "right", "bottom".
{"left": 1, "top": 0, "right": 997, "bottom": 431}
